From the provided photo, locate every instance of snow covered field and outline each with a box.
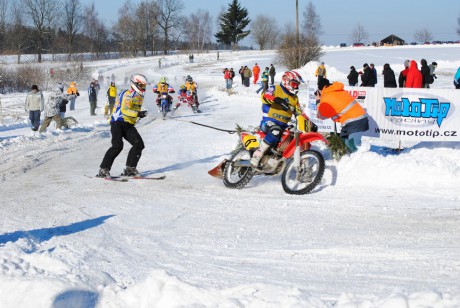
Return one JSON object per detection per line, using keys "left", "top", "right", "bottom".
{"left": 1, "top": 45, "right": 460, "bottom": 307}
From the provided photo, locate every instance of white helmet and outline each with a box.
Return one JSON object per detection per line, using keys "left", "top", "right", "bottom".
{"left": 281, "top": 71, "right": 304, "bottom": 95}
{"left": 130, "top": 74, "right": 148, "bottom": 96}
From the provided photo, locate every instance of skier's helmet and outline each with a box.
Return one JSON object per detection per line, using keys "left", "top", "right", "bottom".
{"left": 159, "top": 76, "right": 167, "bottom": 84}
{"left": 281, "top": 71, "right": 304, "bottom": 95}
{"left": 130, "top": 74, "right": 148, "bottom": 96}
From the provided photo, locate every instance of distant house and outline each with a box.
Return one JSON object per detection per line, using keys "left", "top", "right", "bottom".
{"left": 380, "top": 34, "right": 405, "bottom": 46}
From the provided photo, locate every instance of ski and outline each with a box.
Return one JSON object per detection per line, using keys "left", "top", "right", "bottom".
{"left": 116, "top": 175, "right": 166, "bottom": 180}
{"left": 85, "top": 175, "right": 165, "bottom": 181}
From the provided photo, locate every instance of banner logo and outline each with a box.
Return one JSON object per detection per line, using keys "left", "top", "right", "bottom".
{"left": 383, "top": 97, "right": 450, "bottom": 127}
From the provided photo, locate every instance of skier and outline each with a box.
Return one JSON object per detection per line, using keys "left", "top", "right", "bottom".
{"left": 97, "top": 74, "right": 149, "bottom": 178}
{"left": 251, "top": 71, "right": 309, "bottom": 167}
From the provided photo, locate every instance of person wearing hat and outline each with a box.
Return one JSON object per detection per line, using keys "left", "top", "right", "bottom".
{"left": 24, "top": 84, "right": 44, "bottom": 131}
{"left": 347, "top": 66, "right": 359, "bottom": 86}
{"left": 316, "top": 78, "right": 369, "bottom": 153}
{"left": 66, "top": 81, "right": 80, "bottom": 110}
{"left": 360, "top": 63, "right": 376, "bottom": 87}
{"left": 315, "top": 62, "right": 327, "bottom": 85}
{"left": 398, "top": 60, "right": 410, "bottom": 88}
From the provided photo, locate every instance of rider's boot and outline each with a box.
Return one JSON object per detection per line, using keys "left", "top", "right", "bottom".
{"left": 250, "top": 140, "right": 271, "bottom": 167}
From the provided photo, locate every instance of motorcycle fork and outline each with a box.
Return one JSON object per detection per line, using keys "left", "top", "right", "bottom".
{"left": 293, "top": 130, "right": 302, "bottom": 171}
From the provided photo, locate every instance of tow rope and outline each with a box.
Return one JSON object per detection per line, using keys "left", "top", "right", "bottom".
{"left": 171, "top": 118, "right": 236, "bottom": 134}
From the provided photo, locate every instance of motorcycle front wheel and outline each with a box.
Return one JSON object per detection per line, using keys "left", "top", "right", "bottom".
{"left": 281, "top": 150, "right": 325, "bottom": 195}
{"left": 223, "top": 148, "right": 254, "bottom": 189}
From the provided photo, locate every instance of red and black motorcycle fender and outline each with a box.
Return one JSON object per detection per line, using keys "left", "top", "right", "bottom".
{"left": 282, "top": 132, "right": 328, "bottom": 158}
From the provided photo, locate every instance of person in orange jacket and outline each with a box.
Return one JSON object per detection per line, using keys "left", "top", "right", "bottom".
{"left": 66, "top": 81, "right": 80, "bottom": 110}
{"left": 252, "top": 63, "right": 260, "bottom": 84}
{"left": 405, "top": 60, "right": 423, "bottom": 88}
{"left": 316, "top": 78, "right": 369, "bottom": 153}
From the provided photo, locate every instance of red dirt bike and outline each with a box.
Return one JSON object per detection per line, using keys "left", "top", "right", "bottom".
{"left": 173, "top": 90, "right": 200, "bottom": 114}
{"left": 209, "top": 115, "right": 328, "bottom": 195}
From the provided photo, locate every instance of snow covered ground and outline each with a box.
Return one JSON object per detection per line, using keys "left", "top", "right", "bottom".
{"left": 1, "top": 45, "right": 460, "bottom": 307}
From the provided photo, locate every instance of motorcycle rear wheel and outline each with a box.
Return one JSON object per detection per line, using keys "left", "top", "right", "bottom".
{"left": 223, "top": 148, "right": 254, "bottom": 189}
{"left": 281, "top": 150, "right": 325, "bottom": 195}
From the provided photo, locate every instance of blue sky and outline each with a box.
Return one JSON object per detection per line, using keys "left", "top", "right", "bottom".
{"left": 81, "top": 0, "right": 460, "bottom": 45}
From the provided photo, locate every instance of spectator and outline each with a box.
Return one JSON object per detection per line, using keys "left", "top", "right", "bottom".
{"left": 269, "top": 64, "right": 276, "bottom": 85}
{"left": 229, "top": 68, "right": 235, "bottom": 85}
{"left": 429, "top": 62, "right": 438, "bottom": 85}
{"left": 420, "top": 59, "right": 432, "bottom": 88}
{"left": 347, "top": 66, "right": 359, "bottom": 86}
{"left": 382, "top": 63, "right": 397, "bottom": 88}
{"left": 66, "top": 81, "right": 79, "bottom": 110}
{"left": 106, "top": 81, "right": 117, "bottom": 117}
{"left": 405, "top": 60, "right": 423, "bottom": 88}
{"left": 315, "top": 62, "right": 327, "bottom": 85}
{"left": 243, "top": 66, "right": 252, "bottom": 87}
{"left": 256, "top": 67, "right": 270, "bottom": 94}
{"left": 24, "top": 84, "right": 44, "bottom": 131}
{"left": 88, "top": 82, "right": 98, "bottom": 116}
{"left": 454, "top": 67, "right": 460, "bottom": 89}
{"left": 252, "top": 63, "right": 260, "bottom": 84}
{"left": 223, "top": 68, "right": 232, "bottom": 90}
{"left": 370, "top": 63, "right": 378, "bottom": 85}
{"left": 238, "top": 66, "right": 245, "bottom": 85}
{"left": 317, "top": 78, "right": 369, "bottom": 153}
{"left": 57, "top": 83, "right": 69, "bottom": 119}
{"left": 360, "top": 63, "right": 376, "bottom": 87}
{"left": 398, "top": 60, "right": 410, "bottom": 88}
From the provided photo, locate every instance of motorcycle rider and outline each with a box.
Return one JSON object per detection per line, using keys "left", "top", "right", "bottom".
{"left": 184, "top": 75, "right": 201, "bottom": 112}
{"left": 172, "top": 85, "right": 187, "bottom": 111}
{"left": 97, "top": 74, "right": 149, "bottom": 178}
{"left": 250, "top": 71, "right": 308, "bottom": 167}
{"left": 153, "top": 76, "right": 175, "bottom": 110}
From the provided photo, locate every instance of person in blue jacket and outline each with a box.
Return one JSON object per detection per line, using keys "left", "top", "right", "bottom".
{"left": 454, "top": 67, "right": 460, "bottom": 89}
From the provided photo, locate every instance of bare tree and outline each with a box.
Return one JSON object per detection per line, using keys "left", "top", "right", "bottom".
{"left": 350, "top": 23, "right": 368, "bottom": 44}
{"left": 250, "top": 15, "right": 278, "bottom": 50}
{"left": 302, "top": 1, "right": 322, "bottom": 38}
{"left": 414, "top": 28, "right": 433, "bottom": 43}
{"left": 157, "top": 0, "right": 184, "bottom": 54}
{"left": 456, "top": 13, "right": 460, "bottom": 36}
{"left": 114, "top": 1, "right": 158, "bottom": 57}
{"left": 83, "top": 2, "right": 107, "bottom": 59}
{"left": 184, "top": 9, "right": 212, "bottom": 52}
{"left": 63, "top": 0, "right": 83, "bottom": 60}
{"left": 0, "top": 0, "right": 9, "bottom": 51}
{"left": 9, "top": 1, "right": 27, "bottom": 63}
{"left": 23, "top": 0, "right": 60, "bottom": 63}
{"left": 277, "top": 23, "right": 322, "bottom": 70}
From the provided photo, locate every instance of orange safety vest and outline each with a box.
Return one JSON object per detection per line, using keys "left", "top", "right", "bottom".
{"left": 317, "top": 82, "right": 366, "bottom": 125}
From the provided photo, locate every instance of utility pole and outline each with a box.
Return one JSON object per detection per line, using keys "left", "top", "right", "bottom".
{"left": 296, "top": 0, "right": 300, "bottom": 68}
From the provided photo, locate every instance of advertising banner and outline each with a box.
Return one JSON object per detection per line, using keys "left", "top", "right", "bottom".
{"left": 305, "top": 86, "right": 460, "bottom": 142}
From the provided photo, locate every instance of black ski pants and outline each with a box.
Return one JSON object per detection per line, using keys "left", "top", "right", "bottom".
{"left": 100, "top": 121, "right": 145, "bottom": 170}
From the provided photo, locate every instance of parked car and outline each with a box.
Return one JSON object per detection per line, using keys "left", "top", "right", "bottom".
{"left": 352, "top": 43, "right": 365, "bottom": 47}
{"left": 339, "top": 43, "right": 347, "bottom": 48}
{"left": 410, "top": 42, "right": 417, "bottom": 45}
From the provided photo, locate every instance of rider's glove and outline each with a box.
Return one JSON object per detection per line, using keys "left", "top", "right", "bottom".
{"left": 137, "top": 110, "right": 148, "bottom": 118}
{"left": 310, "top": 122, "right": 318, "bottom": 132}
{"left": 274, "top": 97, "right": 290, "bottom": 111}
